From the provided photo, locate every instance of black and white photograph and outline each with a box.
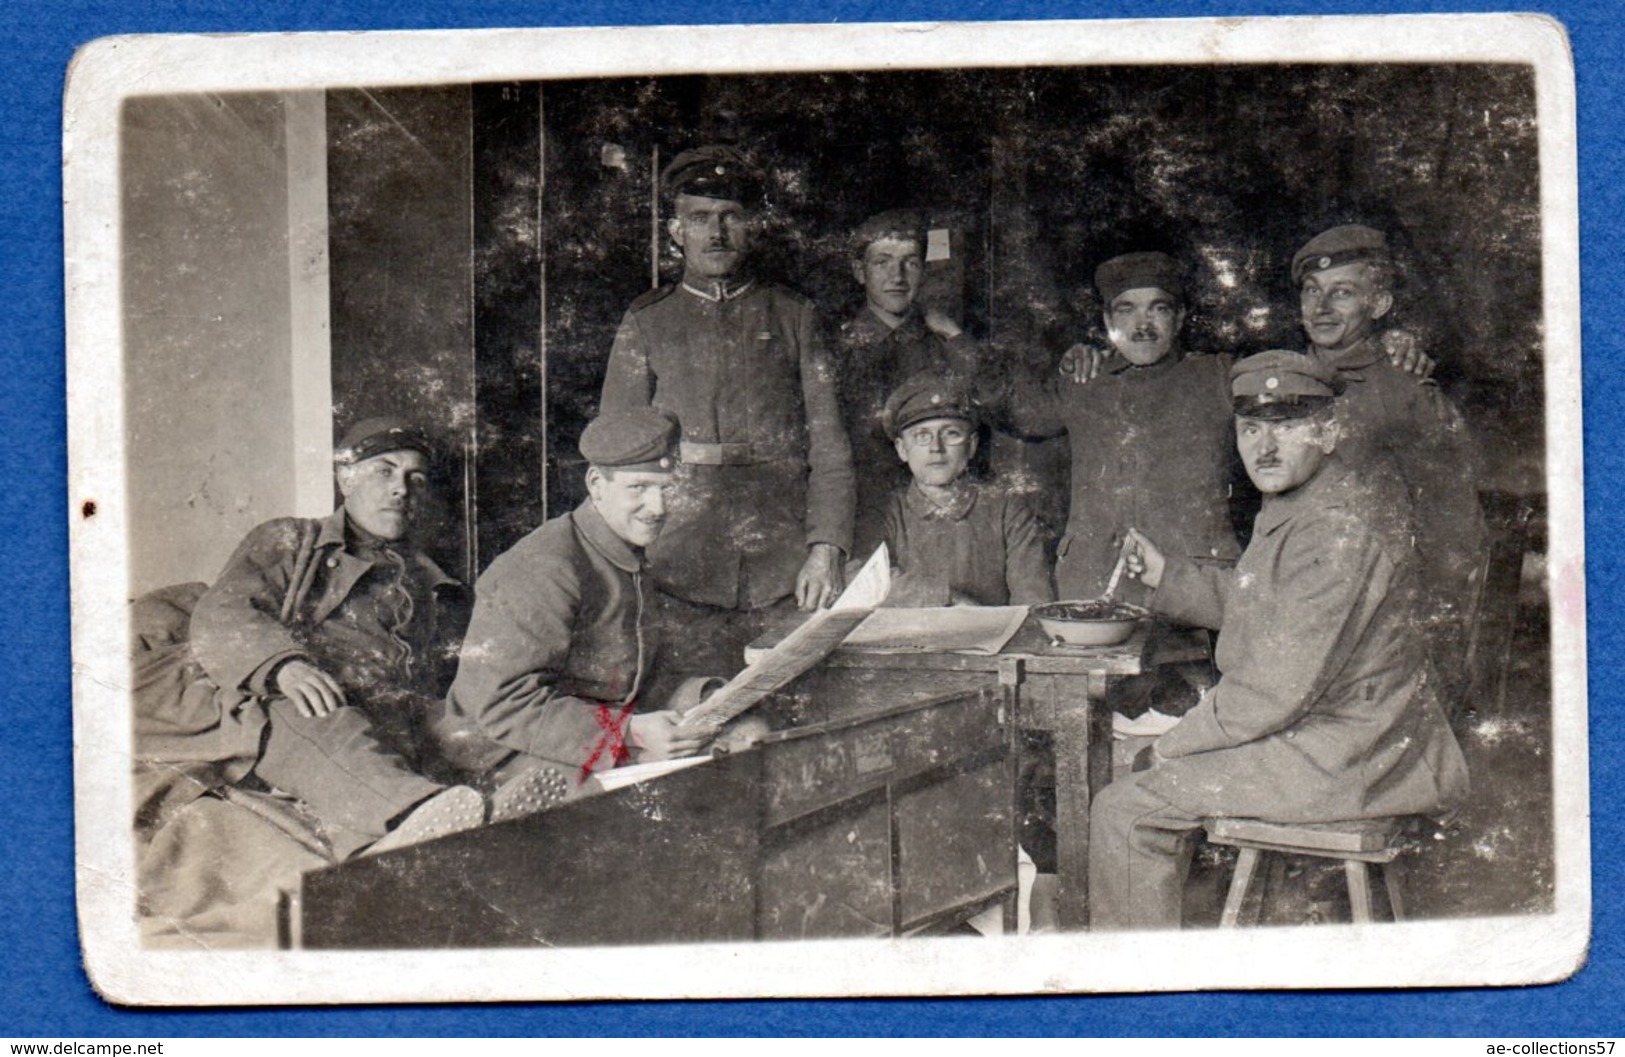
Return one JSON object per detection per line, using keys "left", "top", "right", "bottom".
{"left": 65, "top": 15, "right": 1586, "bottom": 1003}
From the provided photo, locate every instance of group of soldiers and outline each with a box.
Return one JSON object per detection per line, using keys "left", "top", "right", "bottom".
{"left": 141, "top": 143, "right": 1483, "bottom": 930}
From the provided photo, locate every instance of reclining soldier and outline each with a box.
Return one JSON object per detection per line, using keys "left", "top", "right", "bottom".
{"left": 185, "top": 417, "right": 485, "bottom": 858}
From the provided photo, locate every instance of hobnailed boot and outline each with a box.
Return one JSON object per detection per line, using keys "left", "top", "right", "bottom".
{"left": 362, "top": 785, "right": 486, "bottom": 857}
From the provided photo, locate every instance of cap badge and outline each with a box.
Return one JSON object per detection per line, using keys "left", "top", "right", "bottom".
{"left": 715, "top": 164, "right": 726, "bottom": 175}
{"left": 1265, "top": 376, "right": 1280, "bottom": 390}
{"left": 1317, "top": 256, "right": 1332, "bottom": 269}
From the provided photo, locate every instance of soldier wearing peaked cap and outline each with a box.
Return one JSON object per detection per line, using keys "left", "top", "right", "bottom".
{"left": 657, "top": 144, "right": 766, "bottom": 205}
{"left": 445, "top": 410, "right": 719, "bottom": 804}
{"left": 874, "top": 372, "right": 1052, "bottom": 608}
{"left": 1087, "top": 350, "right": 1469, "bottom": 930}
{"left": 1000, "top": 250, "right": 1244, "bottom": 607}
{"left": 836, "top": 209, "right": 983, "bottom": 558}
{"left": 166, "top": 416, "right": 485, "bottom": 859}
{"left": 1295, "top": 223, "right": 1489, "bottom": 709}
{"left": 600, "top": 143, "right": 855, "bottom": 678}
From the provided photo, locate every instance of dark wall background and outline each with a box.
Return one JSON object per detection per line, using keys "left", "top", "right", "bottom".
{"left": 327, "top": 83, "right": 546, "bottom": 580}
{"left": 327, "top": 86, "right": 477, "bottom": 579}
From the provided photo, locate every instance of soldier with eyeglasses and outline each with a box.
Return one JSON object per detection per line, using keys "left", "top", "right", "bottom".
{"left": 876, "top": 372, "right": 1053, "bottom": 608}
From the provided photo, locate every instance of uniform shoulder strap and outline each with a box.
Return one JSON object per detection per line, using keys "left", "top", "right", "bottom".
{"left": 277, "top": 519, "right": 323, "bottom": 627}
{"left": 629, "top": 283, "right": 677, "bottom": 311}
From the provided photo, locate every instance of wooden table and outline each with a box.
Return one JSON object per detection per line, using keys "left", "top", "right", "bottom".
{"left": 298, "top": 687, "right": 1017, "bottom": 947}
{"left": 757, "top": 616, "right": 1209, "bottom": 930}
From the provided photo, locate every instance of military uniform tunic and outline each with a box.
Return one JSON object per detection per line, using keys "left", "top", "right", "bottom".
{"left": 836, "top": 306, "right": 981, "bottom": 558}
{"left": 1089, "top": 461, "right": 1470, "bottom": 929}
{"left": 1002, "top": 351, "right": 1243, "bottom": 601}
{"left": 600, "top": 281, "right": 855, "bottom": 611}
{"left": 880, "top": 480, "right": 1054, "bottom": 607}
{"left": 445, "top": 501, "right": 658, "bottom": 778}
{"left": 181, "top": 509, "right": 463, "bottom": 856}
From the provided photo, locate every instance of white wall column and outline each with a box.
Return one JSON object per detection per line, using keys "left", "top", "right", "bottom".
{"left": 285, "top": 89, "right": 334, "bottom": 516}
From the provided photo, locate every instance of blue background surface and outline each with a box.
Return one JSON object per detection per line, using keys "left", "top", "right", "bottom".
{"left": 4, "top": 0, "right": 1616, "bottom": 1037}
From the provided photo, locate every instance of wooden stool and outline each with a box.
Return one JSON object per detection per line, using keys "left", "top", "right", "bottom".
{"left": 1205, "top": 817, "right": 1409, "bottom": 926}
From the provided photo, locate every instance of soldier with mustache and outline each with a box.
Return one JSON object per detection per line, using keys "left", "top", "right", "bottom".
{"left": 998, "top": 251, "right": 1243, "bottom": 733}
{"left": 1089, "top": 352, "right": 1469, "bottom": 930}
{"left": 600, "top": 145, "right": 855, "bottom": 679}
{"left": 1003, "top": 252, "right": 1243, "bottom": 609}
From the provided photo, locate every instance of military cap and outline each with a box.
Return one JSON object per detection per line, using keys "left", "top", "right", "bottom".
{"left": 852, "top": 208, "right": 929, "bottom": 256}
{"left": 1291, "top": 224, "right": 1391, "bottom": 286}
{"left": 1095, "top": 251, "right": 1185, "bottom": 306}
{"left": 882, "top": 371, "right": 979, "bottom": 438}
{"left": 335, "top": 416, "right": 434, "bottom": 465}
{"left": 579, "top": 409, "right": 680, "bottom": 472}
{"left": 1230, "top": 350, "right": 1344, "bottom": 420}
{"left": 661, "top": 144, "right": 765, "bottom": 205}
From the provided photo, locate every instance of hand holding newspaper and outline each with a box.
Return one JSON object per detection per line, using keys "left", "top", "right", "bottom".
{"left": 675, "top": 543, "right": 891, "bottom": 732}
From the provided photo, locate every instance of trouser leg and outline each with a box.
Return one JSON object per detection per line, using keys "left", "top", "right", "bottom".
{"left": 1089, "top": 771, "right": 1204, "bottom": 930}
{"left": 254, "top": 697, "right": 444, "bottom": 858}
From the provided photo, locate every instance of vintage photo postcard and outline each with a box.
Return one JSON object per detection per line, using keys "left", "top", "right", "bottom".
{"left": 65, "top": 15, "right": 1586, "bottom": 1004}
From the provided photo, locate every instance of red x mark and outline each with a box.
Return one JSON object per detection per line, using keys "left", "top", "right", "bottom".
{"left": 581, "top": 701, "right": 637, "bottom": 781}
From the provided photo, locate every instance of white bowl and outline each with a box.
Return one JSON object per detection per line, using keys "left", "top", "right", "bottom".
{"left": 1032, "top": 600, "right": 1147, "bottom": 647}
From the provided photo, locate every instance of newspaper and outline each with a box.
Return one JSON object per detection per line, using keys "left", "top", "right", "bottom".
{"left": 676, "top": 545, "right": 891, "bottom": 731}
{"left": 841, "top": 605, "right": 1029, "bottom": 655}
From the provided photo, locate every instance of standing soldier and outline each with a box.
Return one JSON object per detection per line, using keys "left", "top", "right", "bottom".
{"left": 1294, "top": 224, "right": 1489, "bottom": 707}
{"left": 600, "top": 144, "right": 855, "bottom": 677}
{"left": 1003, "top": 251, "right": 1242, "bottom": 605}
{"left": 835, "top": 209, "right": 981, "bottom": 558}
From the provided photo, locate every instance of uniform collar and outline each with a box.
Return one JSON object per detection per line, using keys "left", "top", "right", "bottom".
{"left": 572, "top": 500, "right": 645, "bottom": 574}
{"left": 1253, "top": 459, "right": 1355, "bottom": 537}
{"left": 312, "top": 507, "right": 458, "bottom": 605}
{"left": 326, "top": 508, "right": 458, "bottom": 588}
{"left": 1106, "top": 345, "right": 1186, "bottom": 377}
{"left": 846, "top": 304, "right": 924, "bottom": 346}
{"left": 681, "top": 277, "right": 755, "bottom": 302}
{"left": 905, "top": 479, "right": 979, "bottom": 522}
{"left": 315, "top": 507, "right": 351, "bottom": 550}
{"left": 1310, "top": 334, "right": 1386, "bottom": 374}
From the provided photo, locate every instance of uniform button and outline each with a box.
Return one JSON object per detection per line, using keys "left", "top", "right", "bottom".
{"left": 326, "top": 557, "right": 338, "bottom": 568}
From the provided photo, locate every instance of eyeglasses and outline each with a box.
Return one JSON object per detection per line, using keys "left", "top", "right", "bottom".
{"left": 901, "top": 424, "right": 973, "bottom": 448}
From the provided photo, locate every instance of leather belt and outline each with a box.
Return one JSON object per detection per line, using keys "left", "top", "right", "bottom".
{"left": 679, "top": 440, "right": 795, "bottom": 466}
